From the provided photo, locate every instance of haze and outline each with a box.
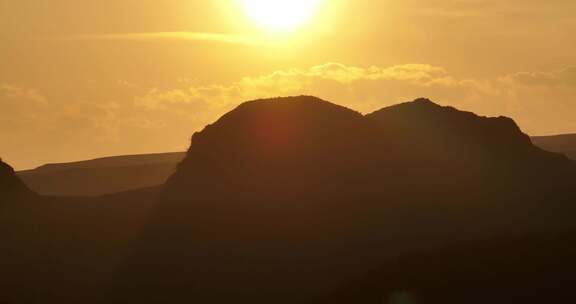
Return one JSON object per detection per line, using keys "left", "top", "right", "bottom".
{"left": 1, "top": 0, "right": 576, "bottom": 169}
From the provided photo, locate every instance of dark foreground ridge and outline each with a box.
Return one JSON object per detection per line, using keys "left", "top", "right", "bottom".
{"left": 0, "top": 160, "right": 33, "bottom": 204}
{"left": 113, "top": 96, "right": 576, "bottom": 304}
{"left": 323, "top": 232, "right": 576, "bottom": 304}
{"left": 1, "top": 96, "right": 576, "bottom": 304}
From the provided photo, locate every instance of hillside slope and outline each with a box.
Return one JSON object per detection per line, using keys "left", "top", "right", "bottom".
{"left": 0, "top": 160, "right": 33, "bottom": 203}
{"left": 1, "top": 160, "right": 159, "bottom": 304}
{"left": 322, "top": 232, "right": 576, "bottom": 304}
{"left": 532, "top": 133, "right": 576, "bottom": 160}
{"left": 18, "top": 153, "right": 185, "bottom": 196}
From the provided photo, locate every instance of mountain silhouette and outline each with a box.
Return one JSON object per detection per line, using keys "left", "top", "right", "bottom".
{"left": 532, "top": 133, "right": 576, "bottom": 160}
{"left": 366, "top": 98, "right": 535, "bottom": 158}
{"left": 18, "top": 152, "right": 185, "bottom": 196}
{"left": 23, "top": 152, "right": 184, "bottom": 175}
{"left": 165, "top": 96, "right": 370, "bottom": 201}
{"left": 112, "top": 96, "right": 576, "bottom": 304}
{"left": 2, "top": 96, "right": 575, "bottom": 304}
{"left": 10, "top": 131, "right": 570, "bottom": 197}
{"left": 164, "top": 97, "right": 571, "bottom": 201}
{"left": 0, "top": 160, "right": 40, "bottom": 302}
{"left": 0, "top": 159, "right": 33, "bottom": 205}
{"left": 1, "top": 158, "right": 159, "bottom": 304}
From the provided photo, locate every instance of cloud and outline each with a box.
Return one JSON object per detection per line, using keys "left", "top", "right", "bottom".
{"left": 132, "top": 63, "right": 576, "bottom": 137}
{"left": 257, "top": 63, "right": 452, "bottom": 84}
{"left": 3, "top": 63, "right": 576, "bottom": 169}
{"left": 0, "top": 85, "right": 48, "bottom": 130}
{"left": 50, "top": 32, "right": 264, "bottom": 46}
{"left": 132, "top": 63, "right": 494, "bottom": 115}
{"left": 0, "top": 85, "right": 46, "bottom": 104}
{"left": 503, "top": 67, "right": 576, "bottom": 87}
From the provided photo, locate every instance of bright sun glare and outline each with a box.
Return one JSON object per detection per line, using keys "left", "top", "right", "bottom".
{"left": 240, "top": 0, "right": 322, "bottom": 33}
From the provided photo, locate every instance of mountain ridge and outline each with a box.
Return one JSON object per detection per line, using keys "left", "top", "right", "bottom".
{"left": 19, "top": 152, "right": 184, "bottom": 174}
{"left": 3, "top": 96, "right": 576, "bottom": 304}
{"left": 532, "top": 133, "right": 576, "bottom": 160}
{"left": 17, "top": 152, "right": 185, "bottom": 196}
{"left": 0, "top": 160, "right": 33, "bottom": 203}
{"left": 113, "top": 96, "right": 576, "bottom": 304}
{"left": 10, "top": 99, "right": 574, "bottom": 197}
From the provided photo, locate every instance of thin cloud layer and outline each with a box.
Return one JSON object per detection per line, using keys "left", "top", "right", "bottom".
{"left": 51, "top": 32, "right": 263, "bottom": 46}
{"left": 2, "top": 63, "right": 576, "bottom": 169}
{"left": 504, "top": 67, "right": 576, "bottom": 87}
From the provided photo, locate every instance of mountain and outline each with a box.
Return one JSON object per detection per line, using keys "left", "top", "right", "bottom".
{"left": 532, "top": 133, "right": 576, "bottom": 160}
{"left": 165, "top": 97, "right": 570, "bottom": 202}
{"left": 13, "top": 132, "right": 573, "bottom": 197}
{"left": 364, "top": 98, "right": 572, "bottom": 192}
{"left": 0, "top": 189, "right": 159, "bottom": 304}
{"left": 113, "top": 96, "right": 576, "bottom": 304}
{"left": 2, "top": 96, "right": 575, "bottom": 304}
{"left": 0, "top": 159, "right": 33, "bottom": 204}
{"left": 366, "top": 98, "right": 535, "bottom": 159}
{"left": 1, "top": 158, "right": 159, "bottom": 304}
{"left": 17, "top": 152, "right": 185, "bottom": 196}
{"left": 22, "top": 152, "right": 185, "bottom": 175}
{"left": 13, "top": 131, "right": 572, "bottom": 197}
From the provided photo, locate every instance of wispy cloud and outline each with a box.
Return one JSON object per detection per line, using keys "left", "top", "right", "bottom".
{"left": 4, "top": 63, "right": 576, "bottom": 169}
{"left": 502, "top": 67, "right": 576, "bottom": 87}
{"left": 49, "top": 32, "right": 263, "bottom": 46}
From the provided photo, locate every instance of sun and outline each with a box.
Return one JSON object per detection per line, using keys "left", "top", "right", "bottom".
{"left": 239, "top": 0, "right": 323, "bottom": 33}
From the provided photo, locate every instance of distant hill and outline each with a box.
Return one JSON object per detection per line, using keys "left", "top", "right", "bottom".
{"left": 532, "top": 133, "right": 576, "bottom": 160}
{"left": 17, "top": 152, "right": 185, "bottom": 196}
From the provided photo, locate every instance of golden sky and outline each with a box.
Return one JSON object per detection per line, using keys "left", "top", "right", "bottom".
{"left": 1, "top": 0, "right": 576, "bottom": 169}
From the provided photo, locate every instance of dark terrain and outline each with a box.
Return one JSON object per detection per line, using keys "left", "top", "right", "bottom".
{"left": 323, "top": 232, "right": 576, "bottom": 304}
{"left": 1, "top": 96, "right": 575, "bottom": 304}
{"left": 14, "top": 134, "right": 574, "bottom": 198}
{"left": 0, "top": 161, "right": 158, "bottom": 303}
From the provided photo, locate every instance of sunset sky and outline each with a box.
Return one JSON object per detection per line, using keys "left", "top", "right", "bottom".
{"left": 1, "top": 0, "right": 576, "bottom": 169}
